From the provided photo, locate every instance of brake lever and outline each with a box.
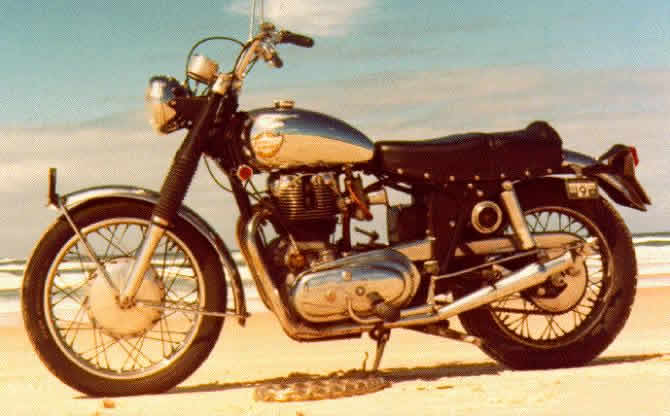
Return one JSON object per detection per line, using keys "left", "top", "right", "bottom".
{"left": 259, "top": 43, "right": 283, "bottom": 68}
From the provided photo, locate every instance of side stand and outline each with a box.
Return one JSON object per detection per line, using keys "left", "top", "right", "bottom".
{"left": 369, "top": 327, "right": 391, "bottom": 372}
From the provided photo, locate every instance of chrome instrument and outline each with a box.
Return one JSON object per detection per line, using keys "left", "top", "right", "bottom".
{"left": 187, "top": 54, "right": 219, "bottom": 84}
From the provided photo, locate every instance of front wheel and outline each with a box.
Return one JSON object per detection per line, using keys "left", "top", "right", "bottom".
{"left": 458, "top": 180, "right": 637, "bottom": 369}
{"left": 22, "top": 200, "right": 226, "bottom": 396}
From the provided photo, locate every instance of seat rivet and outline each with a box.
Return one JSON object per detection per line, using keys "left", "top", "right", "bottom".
{"left": 449, "top": 176, "right": 455, "bottom": 182}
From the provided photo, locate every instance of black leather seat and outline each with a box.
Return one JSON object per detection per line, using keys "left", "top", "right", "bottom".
{"left": 373, "top": 121, "right": 563, "bottom": 183}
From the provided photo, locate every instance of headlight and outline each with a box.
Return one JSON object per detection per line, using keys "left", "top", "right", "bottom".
{"left": 145, "top": 76, "right": 189, "bottom": 134}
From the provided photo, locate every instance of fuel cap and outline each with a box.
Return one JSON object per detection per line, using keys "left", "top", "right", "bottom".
{"left": 273, "top": 99, "right": 295, "bottom": 109}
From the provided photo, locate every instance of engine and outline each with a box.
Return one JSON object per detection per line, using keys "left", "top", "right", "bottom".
{"left": 266, "top": 172, "right": 342, "bottom": 281}
{"left": 265, "top": 172, "right": 421, "bottom": 323}
{"left": 269, "top": 173, "right": 340, "bottom": 220}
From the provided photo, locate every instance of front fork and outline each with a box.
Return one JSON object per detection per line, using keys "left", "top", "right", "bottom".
{"left": 119, "top": 93, "right": 225, "bottom": 307}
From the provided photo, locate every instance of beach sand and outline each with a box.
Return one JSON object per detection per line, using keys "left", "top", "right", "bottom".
{"left": 2, "top": 286, "right": 669, "bottom": 416}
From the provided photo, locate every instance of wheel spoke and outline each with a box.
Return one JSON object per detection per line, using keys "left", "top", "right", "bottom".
{"left": 492, "top": 205, "right": 611, "bottom": 347}
{"left": 51, "top": 282, "right": 86, "bottom": 307}
{"left": 61, "top": 303, "right": 88, "bottom": 345}
{"left": 94, "top": 226, "right": 134, "bottom": 258}
{"left": 44, "top": 216, "right": 206, "bottom": 379}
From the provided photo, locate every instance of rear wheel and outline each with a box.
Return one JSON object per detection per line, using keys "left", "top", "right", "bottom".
{"left": 458, "top": 180, "right": 637, "bottom": 369}
{"left": 22, "top": 200, "right": 226, "bottom": 396}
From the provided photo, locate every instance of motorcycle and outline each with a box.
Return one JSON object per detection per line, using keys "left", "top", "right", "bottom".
{"left": 22, "top": 4, "right": 651, "bottom": 397}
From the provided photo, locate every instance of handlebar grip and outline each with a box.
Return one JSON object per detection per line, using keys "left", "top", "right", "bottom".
{"left": 280, "top": 31, "right": 314, "bottom": 48}
{"left": 270, "top": 53, "right": 284, "bottom": 68}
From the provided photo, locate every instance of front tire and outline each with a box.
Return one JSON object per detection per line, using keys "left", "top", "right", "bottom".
{"left": 22, "top": 200, "right": 226, "bottom": 396}
{"left": 458, "top": 180, "right": 637, "bottom": 369}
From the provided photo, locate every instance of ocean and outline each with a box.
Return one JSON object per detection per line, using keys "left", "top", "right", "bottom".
{"left": 2, "top": 234, "right": 670, "bottom": 317}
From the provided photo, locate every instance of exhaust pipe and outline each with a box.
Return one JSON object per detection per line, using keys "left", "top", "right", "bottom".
{"left": 237, "top": 209, "right": 376, "bottom": 340}
{"left": 384, "top": 250, "right": 574, "bottom": 329}
{"left": 238, "top": 210, "right": 574, "bottom": 339}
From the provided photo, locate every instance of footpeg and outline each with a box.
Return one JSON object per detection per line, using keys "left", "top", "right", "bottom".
{"left": 367, "top": 292, "right": 401, "bottom": 322}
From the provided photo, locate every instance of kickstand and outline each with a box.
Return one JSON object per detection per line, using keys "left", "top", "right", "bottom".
{"left": 369, "top": 327, "right": 391, "bottom": 372}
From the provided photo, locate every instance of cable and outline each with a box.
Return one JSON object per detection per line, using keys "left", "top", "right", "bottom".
{"left": 184, "top": 36, "right": 246, "bottom": 92}
{"left": 203, "top": 156, "right": 232, "bottom": 193}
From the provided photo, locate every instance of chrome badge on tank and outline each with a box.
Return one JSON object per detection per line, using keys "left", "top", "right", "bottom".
{"left": 246, "top": 106, "right": 374, "bottom": 170}
{"left": 251, "top": 131, "right": 284, "bottom": 158}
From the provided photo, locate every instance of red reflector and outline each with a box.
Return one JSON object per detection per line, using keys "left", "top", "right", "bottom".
{"left": 629, "top": 146, "right": 639, "bottom": 166}
{"left": 236, "top": 164, "right": 254, "bottom": 182}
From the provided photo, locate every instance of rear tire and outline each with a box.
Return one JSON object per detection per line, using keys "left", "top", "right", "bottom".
{"left": 22, "top": 200, "right": 226, "bottom": 396}
{"left": 458, "top": 180, "right": 637, "bottom": 369}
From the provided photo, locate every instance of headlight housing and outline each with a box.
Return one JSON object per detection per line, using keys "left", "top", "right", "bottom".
{"left": 145, "top": 76, "right": 189, "bottom": 134}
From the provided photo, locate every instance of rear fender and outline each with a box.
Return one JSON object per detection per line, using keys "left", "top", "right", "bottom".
{"left": 561, "top": 149, "right": 651, "bottom": 211}
{"left": 57, "top": 185, "right": 248, "bottom": 325}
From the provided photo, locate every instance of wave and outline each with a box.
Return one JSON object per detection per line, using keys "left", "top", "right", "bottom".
{"left": 2, "top": 235, "right": 669, "bottom": 293}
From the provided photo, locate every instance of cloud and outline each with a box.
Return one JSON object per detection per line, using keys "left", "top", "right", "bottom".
{"left": 3, "top": 65, "right": 668, "bottom": 257}
{"left": 227, "top": 0, "right": 375, "bottom": 36}
{"left": 241, "top": 66, "right": 669, "bottom": 233}
{"left": 0, "top": 120, "right": 240, "bottom": 258}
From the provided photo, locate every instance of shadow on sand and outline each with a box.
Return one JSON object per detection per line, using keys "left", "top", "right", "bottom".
{"left": 161, "top": 352, "right": 667, "bottom": 396}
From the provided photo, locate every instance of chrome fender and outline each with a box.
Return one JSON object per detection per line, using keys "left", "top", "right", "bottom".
{"left": 57, "top": 185, "right": 247, "bottom": 325}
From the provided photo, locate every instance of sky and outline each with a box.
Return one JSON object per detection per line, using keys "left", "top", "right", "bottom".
{"left": 1, "top": 0, "right": 669, "bottom": 258}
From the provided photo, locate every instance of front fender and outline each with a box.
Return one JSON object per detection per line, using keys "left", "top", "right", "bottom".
{"left": 59, "top": 185, "right": 248, "bottom": 325}
{"left": 562, "top": 149, "right": 651, "bottom": 211}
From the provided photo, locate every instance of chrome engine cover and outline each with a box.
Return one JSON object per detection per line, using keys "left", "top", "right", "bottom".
{"left": 289, "top": 249, "right": 420, "bottom": 323}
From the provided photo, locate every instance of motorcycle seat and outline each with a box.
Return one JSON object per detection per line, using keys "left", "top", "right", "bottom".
{"left": 373, "top": 121, "right": 563, "bottom": 183}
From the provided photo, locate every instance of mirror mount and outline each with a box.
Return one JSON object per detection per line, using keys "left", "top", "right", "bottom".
{"left": 248, "top": 0, "right": 266, "bottom": 40}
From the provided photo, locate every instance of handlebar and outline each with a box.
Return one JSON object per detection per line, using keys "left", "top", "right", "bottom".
{"left": 270, "top": 53, "right": 283, "bottom": 68}
{"left": 278, "top": 31, "right": 314, "bottom": 48}
{"left": 230, "top": 26, "right": 314, "bottom": 87}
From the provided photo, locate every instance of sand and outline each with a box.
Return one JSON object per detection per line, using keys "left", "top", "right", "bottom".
{"left": 2, "top": 287, "right": 669, "bottom": 416}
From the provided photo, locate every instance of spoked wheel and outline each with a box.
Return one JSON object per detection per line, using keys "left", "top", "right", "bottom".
{"left": 22, "top": 200, "right": 226, "bottom": 396}
{"left": 490, "top": 206, "right": 609, "bottom": 347}
{"left": 458, "top": 180, "right": 637, "bottom": 369}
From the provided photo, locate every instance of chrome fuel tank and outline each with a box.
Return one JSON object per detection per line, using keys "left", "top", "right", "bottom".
{"left": 244, "top": 106, "right": 374, "bottom": 170}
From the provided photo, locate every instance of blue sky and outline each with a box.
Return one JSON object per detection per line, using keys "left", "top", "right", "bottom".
{"left": 1, "top": 0, "right": 669, "bottom": 257}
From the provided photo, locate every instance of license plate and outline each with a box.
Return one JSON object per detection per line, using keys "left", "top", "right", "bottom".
{"left": 565, "top": 179, "right": 599, "bottom": 199}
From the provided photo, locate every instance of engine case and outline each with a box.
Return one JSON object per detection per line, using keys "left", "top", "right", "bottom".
{"left": 289, "top": 249, "right": 420, "bottom": 323}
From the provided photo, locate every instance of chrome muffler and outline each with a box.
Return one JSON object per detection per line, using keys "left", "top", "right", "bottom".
{"left": 237, "top": 210, "right": 574, "bottom": 340}
{"left": 383, "top": 250, "right": 574, "bottom": 329}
